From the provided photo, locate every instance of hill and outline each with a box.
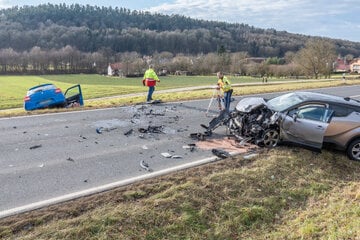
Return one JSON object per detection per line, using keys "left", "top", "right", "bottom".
{"left": 0, "top": 4, "right": 360, "bottom": 57}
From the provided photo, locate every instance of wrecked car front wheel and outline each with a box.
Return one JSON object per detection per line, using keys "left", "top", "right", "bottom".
{"left": 261, "top": 129, "right": 280, "bottom": 148}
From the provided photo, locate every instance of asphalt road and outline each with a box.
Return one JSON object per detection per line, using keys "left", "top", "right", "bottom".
{"left": 1, "top": 85, "right": 359, "bottom": 216}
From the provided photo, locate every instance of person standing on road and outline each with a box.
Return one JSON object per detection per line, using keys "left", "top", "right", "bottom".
{"left": 142, "top": 64, "right": 160, "bottom": 103}
{"left": 216, "top": 71, "right": 233, "bottom": 112}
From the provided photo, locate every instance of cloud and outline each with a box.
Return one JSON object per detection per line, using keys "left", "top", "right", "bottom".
{"left": 0, "top": 0, "right": 11, "bottom": 9}
{"left": 145, "top": 0, "right": 360, "bottom": 41}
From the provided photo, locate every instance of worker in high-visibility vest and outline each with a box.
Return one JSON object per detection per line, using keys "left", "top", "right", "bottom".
{"left": 142, "top": 64, "right": 160, "bottom": 103}
{"left": 216, "top": 71, "right": 233, "bottom": 112}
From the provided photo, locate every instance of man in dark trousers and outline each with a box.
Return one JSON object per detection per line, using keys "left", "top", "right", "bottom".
{"left": 142, "top": 64, "right": 160, "bottom": 103}
{"left": 216, "top": 71, "right": 233, "bottom": 112}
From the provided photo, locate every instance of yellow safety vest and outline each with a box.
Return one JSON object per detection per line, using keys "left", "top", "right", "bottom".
{"left": 217, "top": 76, "right": 232, "bottom": 92}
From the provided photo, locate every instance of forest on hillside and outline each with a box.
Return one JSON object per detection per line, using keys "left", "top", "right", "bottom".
{"left": 0, "top": 4, "right": 359, "bottom": 76}
{"left": 1, "top": 4, "right": 360, "bottom": 56}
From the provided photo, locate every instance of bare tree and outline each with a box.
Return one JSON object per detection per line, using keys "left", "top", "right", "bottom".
{"left": 295, "top": 39, "right": 336, "bottom": 79}
{"left": 230, "top": 52, "right": 248, "bottom": 75}
{"left": 0, "top": 48, "right": 19, "bottom": 73}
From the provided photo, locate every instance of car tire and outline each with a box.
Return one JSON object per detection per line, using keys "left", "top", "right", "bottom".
{"left": 261, "top": 129, "right": 280, "bottom": 148}
{"left": 347, "top": 139, "right": 360, "bottom": 161}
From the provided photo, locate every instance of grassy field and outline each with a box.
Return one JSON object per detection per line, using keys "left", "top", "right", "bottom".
{"left": 1, "top": 74, "right": 354, "bottom": 110}
{"left": 0, "top": 147, "right": 359, "bottom": 239}
{"left": 0, "top": 74, "right": 265, "bottom": 109}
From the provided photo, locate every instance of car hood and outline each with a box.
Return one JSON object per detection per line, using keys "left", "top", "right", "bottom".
{"left": 235, "top": 97, "right": 268, "bottom": 113}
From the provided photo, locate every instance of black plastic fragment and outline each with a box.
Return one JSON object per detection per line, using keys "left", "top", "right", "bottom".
{"left": 211, "top": 149, "right": 231, "bottom": 159}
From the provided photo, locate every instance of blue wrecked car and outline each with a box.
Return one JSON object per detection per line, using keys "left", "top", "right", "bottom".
{"left": 24, "top": 83, "right": 84, "bottom": 111}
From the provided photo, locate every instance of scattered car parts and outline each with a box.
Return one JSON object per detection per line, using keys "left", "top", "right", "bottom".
{"left": 211, "top": 149, "right": 231, "bottom": 159}
{"left": 140, "top": 160, "right": 151, "bottom": 172}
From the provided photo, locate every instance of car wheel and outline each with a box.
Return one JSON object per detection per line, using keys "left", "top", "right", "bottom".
{"left": 347, "top": 139, "right": 360, "bottom": 161}
{"left": 262, "top": 129, "right": 280, "bottom": 148}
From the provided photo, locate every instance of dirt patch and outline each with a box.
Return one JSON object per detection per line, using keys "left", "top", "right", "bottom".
{"left": 196, "top": 136, "right": 257, "bottom": 154}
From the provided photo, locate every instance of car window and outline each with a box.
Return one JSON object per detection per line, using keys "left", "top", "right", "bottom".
{"left": 64, "top": 86, "right": 79, "bottom": 98}
{"left": 296, "top": 106, "right": 331, "bottom": 122}
{"left": 27, "top": 84, "right": 56, "bottom": 96}
{"left": 330, "top": 104, "right": 358, "bottom": 117}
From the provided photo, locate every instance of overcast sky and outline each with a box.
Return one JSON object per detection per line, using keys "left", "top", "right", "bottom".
{"left": 1, "top": 0, "right": 359, "bottom": 42}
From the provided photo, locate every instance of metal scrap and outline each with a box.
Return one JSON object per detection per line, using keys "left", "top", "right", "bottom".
{"left": 138, "top": 125, "right": 164, "bottom": 134}
{"left": 140, "top": 160, "right": 152, "bottom": 172}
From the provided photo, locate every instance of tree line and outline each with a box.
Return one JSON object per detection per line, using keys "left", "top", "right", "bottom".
{"left": 0, "top": 4, "right": 356, "bottom": 77}
{"left": 0, "top": 38, "right": 339, "bottom": 80}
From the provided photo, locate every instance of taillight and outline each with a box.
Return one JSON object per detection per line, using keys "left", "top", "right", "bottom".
{"left": 24, "top": 96, "right": 30, "bottom": 102}
{"left": 55, "top": 88, "right": 62, "bottom": 94}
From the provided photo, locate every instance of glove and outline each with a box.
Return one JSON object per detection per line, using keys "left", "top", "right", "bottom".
{"left": 142, "top": 80, "right": 145, "bottom": 86}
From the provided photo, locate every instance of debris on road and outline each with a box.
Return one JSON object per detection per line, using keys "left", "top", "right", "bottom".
{"left": 140, "top": 160, "right": 152, "bottom": 172}
{"left": 138, "top": 125, "right": 164, "bottom": 134}
{"left": 66, "top": 157, "right": 75, "bottom": 162}
{"left": 124, "top": 129, "right": 134, "bottom": 136}
{"left": 96, "top": 127, "right": 117, "bottom": 134}
{"left": 183, "top": 143, "right": 196, "bottom": 152}
{"left": 161, "top": 152, "right": 172, "bottom": 158}
{"left": 211, "top": 149, "right": 231, "bottom": 159}
{"left": 146, "top": 109, "right": 166, "bottom": 116}
{"left": 29, "top": 144, "right": 42, "bottom": 150}
{"left": 190, "top": 132, "right": 207, "bottom": 141}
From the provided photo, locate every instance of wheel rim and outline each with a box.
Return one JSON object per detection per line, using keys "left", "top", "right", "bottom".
{"left": 351, "top": 142, "right": 360, "bottom": 160}
{"left": 263, "top": 130, "right": 279, "bottom": 148}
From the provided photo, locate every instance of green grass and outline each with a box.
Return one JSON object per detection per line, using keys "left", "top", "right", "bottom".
{"left": 1, "top": 74, "right": 360, "bottom": 118}
{"left": 0, "top": 74, "right": 324, "bottom": 110}
{"left": 0, "top": 147, "right": 358, "bottom": 239}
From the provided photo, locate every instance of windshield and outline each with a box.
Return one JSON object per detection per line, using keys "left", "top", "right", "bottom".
{"left": 266, "top": 92, "right": 305, "bottom": 112}
{"left": 27, "top": 84, "right": 56, "bottom": 96}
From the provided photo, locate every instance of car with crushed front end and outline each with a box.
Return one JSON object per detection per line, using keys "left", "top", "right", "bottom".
{"left": 204, "top": 91, "right": 360, "bottom": 161}
{"left": 24, "top": 83, "right": 83, "bottom": 111}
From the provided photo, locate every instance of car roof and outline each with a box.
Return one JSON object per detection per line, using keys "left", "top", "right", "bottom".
{"left": 293, "top": 91, "right": 360, "bottom": 107}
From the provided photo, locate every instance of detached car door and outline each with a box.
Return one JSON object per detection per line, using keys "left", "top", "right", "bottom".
{"left": 280, "top": 104, "right": 334, "bottom": 149}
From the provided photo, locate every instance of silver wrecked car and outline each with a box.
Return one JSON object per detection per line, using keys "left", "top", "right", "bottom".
{"left": 204, "top": 91, "right": 360, "bottom": 161}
